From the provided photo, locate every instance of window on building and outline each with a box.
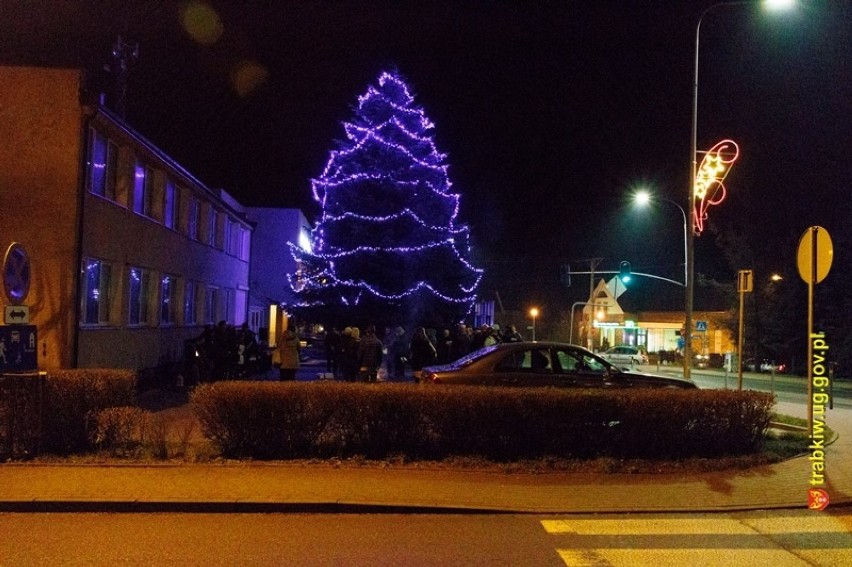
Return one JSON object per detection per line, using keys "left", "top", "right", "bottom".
{"left": 208, "top": 208, "right": 219, "bottom": 248}
{"left": 128, "top": 266, "right": 151, "bottom": 325}
{"left": 233, "top": 289, "right": 247, "bottom": 326}
{"left": 229, "top": 220, "right": 241, "bottom": 257}
{"left": 164, "top": 180, "right": 178, "bottom": 229}
{"left": 160, "top": 274, "right": 177, "bottom": 325}
{"left": 133, "top": 161, "right": 155, "bottom": 218}
{"left": 222, "top": 215, "right": 236, "bottom": 256}
{"left": 239, "top": 226, "right": 251, "bottom": 261}
{"left": 187, "top": 196, "right": 200, "bottom": 240}
{"left": 184, "top": 280, "right": 196, "bottom": 325}
{"left": 81, "top": 258, "right": 112, "bottom": 325}
{"left": 204, "top": 286, "right": 219, "bottom": 324}
{"left": 223, "top": 288, "right": 233, "bottom": 323}
{"left": 87, "top": 129, "right": 118, "bottom": 201}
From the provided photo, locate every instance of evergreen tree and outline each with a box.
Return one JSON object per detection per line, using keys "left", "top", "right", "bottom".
{"left": 287, "top": 70, "right": 482, "bottom": 327}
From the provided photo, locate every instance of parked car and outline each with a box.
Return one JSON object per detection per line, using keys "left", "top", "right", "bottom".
{"left": 600, "top": 345, "right": 649, "bottom": 367}
{"left": 419, "top": 342, "right": 696, "bottom": 389}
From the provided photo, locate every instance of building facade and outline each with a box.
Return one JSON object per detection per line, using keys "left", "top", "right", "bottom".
{"left": 0, "top": 65, "right": 253, "bottom": 377}
{"left": 246, "top": 207, "right": 312, "bottom": 345}
{"left": 580, "top": 278, "right": 735, "bottom": 359}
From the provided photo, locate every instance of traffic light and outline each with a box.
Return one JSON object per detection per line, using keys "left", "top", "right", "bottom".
{"left": 619, "top": 260, "right": 632, "bottom": 283}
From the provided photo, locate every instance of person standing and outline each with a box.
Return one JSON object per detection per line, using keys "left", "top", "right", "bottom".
{"left": 450, "top": 323, "right": 471, "bottom": 361}
{"left": 325, "top": 326, "right": 342, "bottom": 379}
{"left": 276, "top": 327, "right": 300, "bottom": 381}
{"left": 409, "top": 326, "right": 437, "bottom": 379}
{"left": 390, "top": 326, "right": 409, "bottom": 381}
{"left": 357, "top": 325, "right": 384, "bottom": 382}
{"left": 502, "top": 324, "right": 523, "bottom": 343}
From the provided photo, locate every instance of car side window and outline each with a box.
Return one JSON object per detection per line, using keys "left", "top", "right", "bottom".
{"left": 556, "top": 349, "right": 608, "bottom": 374}
{"left": 496, "top": 348, "right": 552, "bottom": 372}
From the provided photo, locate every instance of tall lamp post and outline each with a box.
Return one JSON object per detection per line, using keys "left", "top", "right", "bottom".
{"left": 529, "top": 307, "right": 539, "bottom": 342}
{"left": 687, "top": 0, "right": 794, "bottom": 380}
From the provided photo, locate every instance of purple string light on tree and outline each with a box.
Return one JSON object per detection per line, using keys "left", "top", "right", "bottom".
{"left": 287, "top": 70, "right": 482, "bottom": 326}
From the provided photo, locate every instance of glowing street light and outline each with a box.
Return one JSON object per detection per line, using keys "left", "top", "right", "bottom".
{"left": 634, "top": 189, "right": 688, "bottom": 288}
{"left": 686, "top": 0, "right": 795, "bottom": 380}
{"left": 529, "top": 307, "right": 539, "bottom": 342}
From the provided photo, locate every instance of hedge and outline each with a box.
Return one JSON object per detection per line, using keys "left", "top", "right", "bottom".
{"left": 191, "top": 382, "right": 774, "bottom": 460}
{"left": 41, "top": 369, "right": 137, "bottom": 455}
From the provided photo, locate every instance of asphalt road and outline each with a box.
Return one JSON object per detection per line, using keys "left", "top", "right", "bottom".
{"left": 1, "top": 509, "right": 850, "bottom": 566}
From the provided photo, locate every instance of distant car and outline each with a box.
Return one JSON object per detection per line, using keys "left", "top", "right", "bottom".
{"left": 600, "top": 345, "right": 649, "bottom": 367}
{"left": 419, "top": 342, "right": 696, "bottom": 389}
{"left": 744, "top": 358, "right": 786, "bottom": 373}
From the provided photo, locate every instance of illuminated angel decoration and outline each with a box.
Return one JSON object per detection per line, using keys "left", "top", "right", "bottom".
{"left": 692, "top": 139, "right": 740, "bottom": 235}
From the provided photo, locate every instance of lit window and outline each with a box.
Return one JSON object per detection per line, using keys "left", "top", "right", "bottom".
{"left": 187, "top": 196, "right": 200, "bottom": 240}
{"left": 209, "top": 208, "right": 219, "bottom": 247}
{"left": 129, "top": 266, "right": 151, "bottom": 325}
{"left": 87, "top": 129, "right": 118, "bottom": 201}
{"left": 160, "top": 274, "right": 177, "bottom": 325}
{"left": 81, "top": 258, "right": 112, "bottom": 324}
{"left": 223, "top": 216, "right": 232, "bottom": 254}
{"left": 164, "top": 180, "right": 178, "bottom": 229}
{"left": 133, "top": 161, "right": 155, "bottom": 217}
{"left": 239, "top": 226, "right": 251, "bottom": 261}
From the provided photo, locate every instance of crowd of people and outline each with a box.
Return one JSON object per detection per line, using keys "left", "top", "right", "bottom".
{"left": 183, "top": 320, "right": 527, "bottom": 384}
{"left": 322, "top": 322, "right": 526, "bottom": 382}
{"left": 185, "top": 321, "right": 268, "bottom": 384}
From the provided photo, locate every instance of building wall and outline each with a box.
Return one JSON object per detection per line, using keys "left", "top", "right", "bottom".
{"left": 1, "top": 65, "right": 253, "bottom": 377}
{"left": 0, "top": 66, "right": 84, "bottom": 369}
{"left": 247, "top": 207, "right": 310, "bottom": 334}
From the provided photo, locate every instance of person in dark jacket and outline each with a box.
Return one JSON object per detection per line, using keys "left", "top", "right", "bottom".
{"left": 357, "top": 325, "right": 384, "bottom": 382}
{"left": 409, "top": 326, "right": 437, "bottom": 377}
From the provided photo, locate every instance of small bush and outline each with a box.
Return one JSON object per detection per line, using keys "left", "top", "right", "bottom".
{"left": 42, "top": 369, "right": 137, "bottom": 455}
{"left": 89, "top": 406, "right": 149, "bottom": 455}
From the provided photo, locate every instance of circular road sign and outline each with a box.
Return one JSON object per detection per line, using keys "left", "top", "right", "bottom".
{"left": 797, "top": 226, "right": 833, "bottom": 285}
{"left": 3, "top": 242, "right": 31, "bottom": 304}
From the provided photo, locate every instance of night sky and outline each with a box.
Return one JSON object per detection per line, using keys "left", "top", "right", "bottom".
{"left": 3, "top": 0, "right": 850, "bottom": 312}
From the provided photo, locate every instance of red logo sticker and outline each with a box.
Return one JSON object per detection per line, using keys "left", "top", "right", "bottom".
{"left": 807, "top": 488, "right": 830, "bottom": 511}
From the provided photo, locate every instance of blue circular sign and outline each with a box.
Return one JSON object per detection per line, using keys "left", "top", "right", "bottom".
{"left": 3, "top": 243, "right": 31, "bottom": 304}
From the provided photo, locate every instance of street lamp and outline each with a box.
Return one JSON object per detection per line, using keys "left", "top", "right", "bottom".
{"left": 634, "top": 189, "right": 687, "bottom": 288}
{"left": 529, "top": 307, "right": 539, "bottom": 342}
{"left": 687, "top": 0, "right": 795, "bottom": 380}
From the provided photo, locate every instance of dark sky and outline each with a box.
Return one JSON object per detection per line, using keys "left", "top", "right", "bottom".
{"left": 3, "top": 0, "right": 850, "bottom": 310}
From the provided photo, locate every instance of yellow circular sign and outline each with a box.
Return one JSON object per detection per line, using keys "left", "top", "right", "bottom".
{"left": 797, "top": 226, "right": 833, "bottom": 284}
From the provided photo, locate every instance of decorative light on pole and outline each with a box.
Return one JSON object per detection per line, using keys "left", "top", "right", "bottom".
{"left": 529, "top": 307, "right": 539, "bottom": 342}
{"left": 687, "top": 0, "right": 794, "bottom": 380}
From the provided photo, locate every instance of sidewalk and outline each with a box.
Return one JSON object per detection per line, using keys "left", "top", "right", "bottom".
{"left": 1, "top": 371, "right": 850, "bottom": 514}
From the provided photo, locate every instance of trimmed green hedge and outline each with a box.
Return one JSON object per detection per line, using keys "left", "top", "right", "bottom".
{"left": 191, "top": 382, "right": 774, "bottom": 460}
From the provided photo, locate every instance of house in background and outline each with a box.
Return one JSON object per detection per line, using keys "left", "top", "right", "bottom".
{"left": 0, "top": 65, "right": 254, "bottom": 381}
{"left": 246, "top": 207, "right": 312, "bottom": 346}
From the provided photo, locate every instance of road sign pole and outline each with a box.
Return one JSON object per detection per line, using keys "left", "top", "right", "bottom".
{"left": 797, "top": 226, "right": 833, "bottom": 438}
{"left": 738, "top": 286, "right": 745, "bottom": 391}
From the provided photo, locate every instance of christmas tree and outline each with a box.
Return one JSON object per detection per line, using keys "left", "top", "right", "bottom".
{"left": 287, "top": 70, "right": 482, "bottom": 328}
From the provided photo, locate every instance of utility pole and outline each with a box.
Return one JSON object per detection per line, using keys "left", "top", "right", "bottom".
{"left": 587, "top": 258, "right": 601, "bottom": 350}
